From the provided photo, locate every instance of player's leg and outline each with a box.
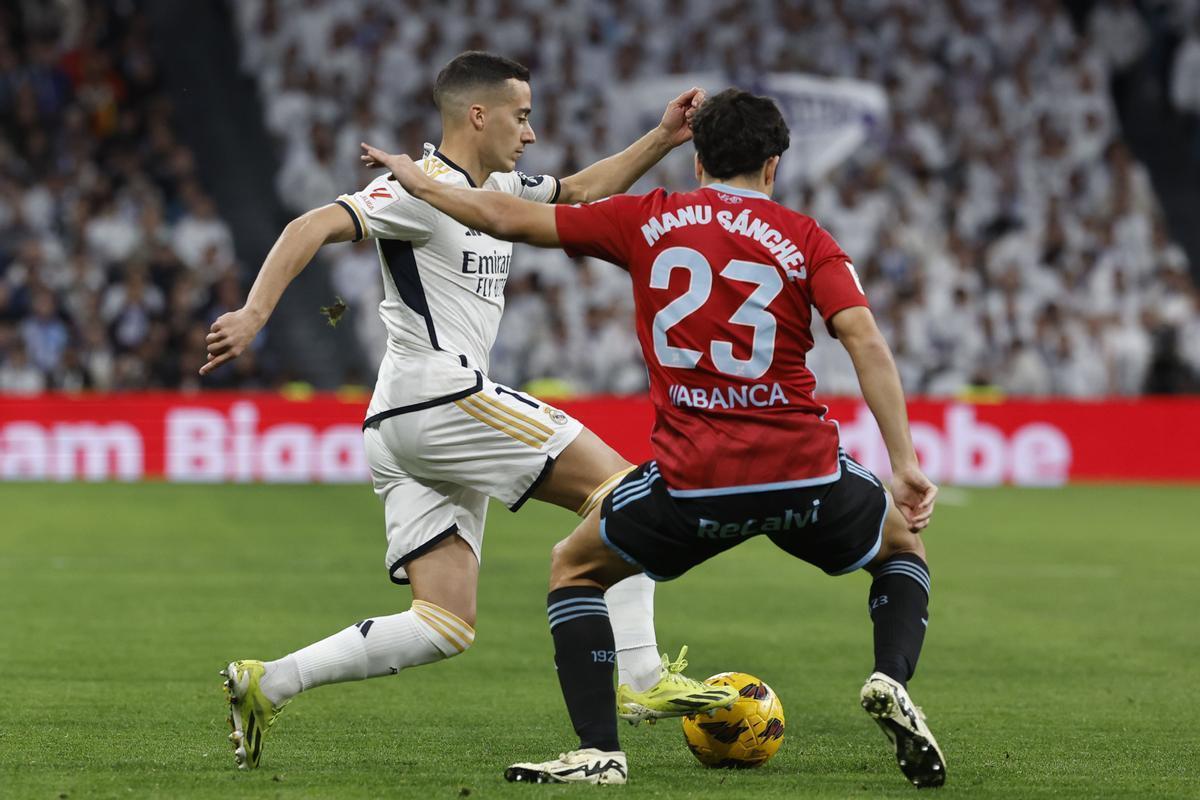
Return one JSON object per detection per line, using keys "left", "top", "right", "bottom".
{"left": 506, "top": 510, "right": 640, "bottom": 784}
{"left": 403, "top": 533, "right": 479, "bottom": 626}
{"left": 866, "top": 501, "right": 929, "bottom": 689}
{"left": 765, "top": 452, "right": 944, "bottom": 787}
{"left": 254, "top": 462, "right": 480, "bottom": 702}
{"left": 528, "top": 424, "right": 663, "bottom": 694}
{"left": 761, "top": 453, "right": 930, "bottom": 687}
{"left": 588, "top": 462, "right": 741, "bottom": 723}
{"left": 860, "top": 498, "right": 944, "bottom": 788}
{"left": 457, "top": 383, "right": 661, "bottom": 692}
{"left": 603, "top": 573, "right": 660, "bottom": 691}
{"left": 221, "top": 428, "right": 479, "bottom": 770}
{"left": 396, "top": 382, "right": 660, "bottom": 689}
{"left": 507, "top": 466, "right": 741, "bottom": 784}
{"left": 430, "top": 384, "right": 727, "bottom": 724}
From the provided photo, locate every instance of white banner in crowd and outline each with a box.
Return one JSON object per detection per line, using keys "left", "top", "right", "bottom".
{"left": 607, "top": 72, "right": 888, "bottom": 183}
{"left": 763, "top": 73, "right": 888, "bottom": 180}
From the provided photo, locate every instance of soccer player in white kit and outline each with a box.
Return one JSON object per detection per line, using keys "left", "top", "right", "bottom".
{"left": 200, "top": 52, "right": 737, "bottom": 770}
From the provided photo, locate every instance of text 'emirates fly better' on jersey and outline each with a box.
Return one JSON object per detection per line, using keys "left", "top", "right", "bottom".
{"left": 556, "top": 184, "right": 869, "bottom": 496}
{"left": 335, "top": 145, "right": 560, "bottom": 425}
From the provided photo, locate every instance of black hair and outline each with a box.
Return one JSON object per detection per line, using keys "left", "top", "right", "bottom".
{"left": 691, "top": 88, "right": 790, "bottom": 180}
{"left": 433, "top": 51, "right": 531, "bottom": 110}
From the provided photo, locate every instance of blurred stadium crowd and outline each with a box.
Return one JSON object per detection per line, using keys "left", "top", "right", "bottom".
{"left": 3, "top": 0, "right": 1200, "bottom": 397}
{"left": 0, "top": 2, "right": 266, "bottom": 393}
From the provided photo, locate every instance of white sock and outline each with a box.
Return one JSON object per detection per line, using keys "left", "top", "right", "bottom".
{"left": 616, "top": 644, "right": 662, "bottom": 692}
{"left": 258, "top": 601, "right": 475, "bottom": 705}
{"left": 259, "top": 654, "right": 302, "bottom": 705}
{"left": 606, "top": 573, "right": 662, "bottom": 692}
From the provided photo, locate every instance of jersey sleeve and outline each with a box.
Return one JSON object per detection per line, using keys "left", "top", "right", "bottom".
{"left": 487, "top": 170, "right": 562, "bottom": 204}
{"left": 806, "top": 225, "right": 870, "bottom": 337}
{"left": 554, "top": 193, "right": 648, "bottom": 267}
{"left": 335, "top": 174, "right": 439, "bottom": 243}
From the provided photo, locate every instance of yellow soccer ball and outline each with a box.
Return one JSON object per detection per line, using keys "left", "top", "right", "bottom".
{"left": 681, "top": 672, "right": 785, "bottom": 768}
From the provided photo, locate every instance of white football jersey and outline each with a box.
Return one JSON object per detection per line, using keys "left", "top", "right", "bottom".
{"left": 335, "top": 144, "right": 560, "bottom": 425}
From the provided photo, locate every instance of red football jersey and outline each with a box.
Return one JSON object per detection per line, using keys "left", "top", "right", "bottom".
{"left": 555, "top": 183, "right": 870, "bottom": 495}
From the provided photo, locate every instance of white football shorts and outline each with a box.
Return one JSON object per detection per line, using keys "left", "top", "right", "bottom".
{"left": 362, "top": 377, "right": 583, "bottom": 584}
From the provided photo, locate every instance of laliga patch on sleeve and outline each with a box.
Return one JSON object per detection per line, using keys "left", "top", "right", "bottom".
{"left": 360, "top": 182, "right": 398, "bottom": 213}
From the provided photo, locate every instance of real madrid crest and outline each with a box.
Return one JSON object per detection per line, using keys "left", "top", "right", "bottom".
{"left": 543, "top": 406, "right": 568, "bottom": 425}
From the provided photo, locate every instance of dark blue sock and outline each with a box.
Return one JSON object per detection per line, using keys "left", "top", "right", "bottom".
{"left": 867, "top": 554, "right": 930, "bottom": 685}
{"left": 547, "top": 586, "right": 620, "bottom": 752}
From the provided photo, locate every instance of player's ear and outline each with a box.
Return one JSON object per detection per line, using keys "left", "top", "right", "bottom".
{"left": 468, "top": 103, "right": 487, "bottom": 132}
{"left": 763, "top": 156, "right": 780, "bottom": 189}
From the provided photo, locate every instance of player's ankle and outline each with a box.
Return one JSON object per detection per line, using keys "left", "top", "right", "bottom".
{"left": 259, "top": 655, "right": 301, "bottom": 706}
{"left": 869, "top": 667, "right": 907, "bottom": 688}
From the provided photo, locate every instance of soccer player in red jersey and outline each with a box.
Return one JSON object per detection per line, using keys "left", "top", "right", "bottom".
{"left": 364, "top": 88, "right": 945, "bottom": 789}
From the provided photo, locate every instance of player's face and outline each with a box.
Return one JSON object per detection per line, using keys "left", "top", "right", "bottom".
{"left": 485, "top": 79, "right": 536, "bottom": 172}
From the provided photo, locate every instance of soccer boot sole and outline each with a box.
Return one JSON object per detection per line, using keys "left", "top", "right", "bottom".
{"left": 861, "top": 683, "right": 946, "bottom": 788}
{"left": 221, "top": 662, "right": 264, "bottom": 770}
{"left": 617, "top": 687, "right": 738, "bottom": 725}
{"left": 503, "top": 765, "right": 625, "bottom": 785}
{"left": 504, "top": 751, "right": 628, "bottom": 784}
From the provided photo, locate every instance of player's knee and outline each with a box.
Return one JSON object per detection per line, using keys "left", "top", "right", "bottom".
{"left": 446, "top": 600, "right": 477, "bottom": 631}
{"left": 455, "top": 607, "right": 478, "bottom": 631}
{"left": 410, "top": 599, "right": 476, "bottom": 659}
{"left": 892, "top": 534, "right": 926, "bottom": 561}
{"left": 410, "top": 587, "right": 476, "bottom": 630}
{"left": 549, "top": 537, "right": 582, "bottom": 585}
{"left": 549, "top": 536, "right": 605, "bottom": 591}
{"left": 873, "top": 507, "right": 928, "bottom": 567}
{"left": 870, "top": 532, "right": 927, "bottom": 573}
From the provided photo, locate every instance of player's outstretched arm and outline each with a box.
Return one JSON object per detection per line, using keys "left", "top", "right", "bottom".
{"left": 361, "top": 144, "right": 559, "bottom": 247}
{"left": 556, "top": 87, "right": 704, "bottom": 204}
{"left": 832, "top": 306, "right": 938, "bottom": 532}
{"left": 200, "top": 204, "right": 356, "bottom": 375}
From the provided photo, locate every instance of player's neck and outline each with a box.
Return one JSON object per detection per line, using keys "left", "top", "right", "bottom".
{"left": 435, "top": 139, "right": 489, "bottom": 188}
{"left": 701, "top": 176, "right": 771, "bottom": 198}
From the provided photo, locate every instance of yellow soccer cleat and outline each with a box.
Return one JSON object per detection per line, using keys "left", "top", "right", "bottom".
{"left": 221, "top": 660, "right": 288, "bottom": 770}
{"left": 616, "top": 646, "right": 739, "bottom": 725}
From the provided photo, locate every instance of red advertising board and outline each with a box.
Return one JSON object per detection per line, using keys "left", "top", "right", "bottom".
{"left": 0, "top": 393, "right": 1197, "bottom": 484}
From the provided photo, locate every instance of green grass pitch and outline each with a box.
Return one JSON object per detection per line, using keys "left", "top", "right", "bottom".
{"left": 1, "top": 483, "right": 1198, "bottom": 799}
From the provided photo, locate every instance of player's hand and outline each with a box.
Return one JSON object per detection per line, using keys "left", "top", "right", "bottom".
{"left": 657, "top": 87, "right": 706, "bottom": 147}
{"left": 890, "top": 463, "right": 937, "bottom": 533}
{"left": 361, "top": 143, "right": 426, "bottom": 194}
{"left": 199, "top": 307, "right": 264, "bottom": 376}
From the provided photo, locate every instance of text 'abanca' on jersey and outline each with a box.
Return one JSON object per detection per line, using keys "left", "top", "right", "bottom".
{"left": 668, "top": 381, "right": 790, "bottom": 409}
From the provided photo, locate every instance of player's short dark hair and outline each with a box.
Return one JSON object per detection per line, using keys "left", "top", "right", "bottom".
{"left": 433, "top": 51, "right": 531, "bottom": 110}
{"left": 691, "top": 88, "right": 790, "bottom": 180}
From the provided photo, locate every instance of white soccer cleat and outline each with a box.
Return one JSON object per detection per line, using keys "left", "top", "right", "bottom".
{"left": 860, "top": 671, "right": 946, "bottom": 788}
{"left": 504, "top": 748, "right": 628, "bottom": 784}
